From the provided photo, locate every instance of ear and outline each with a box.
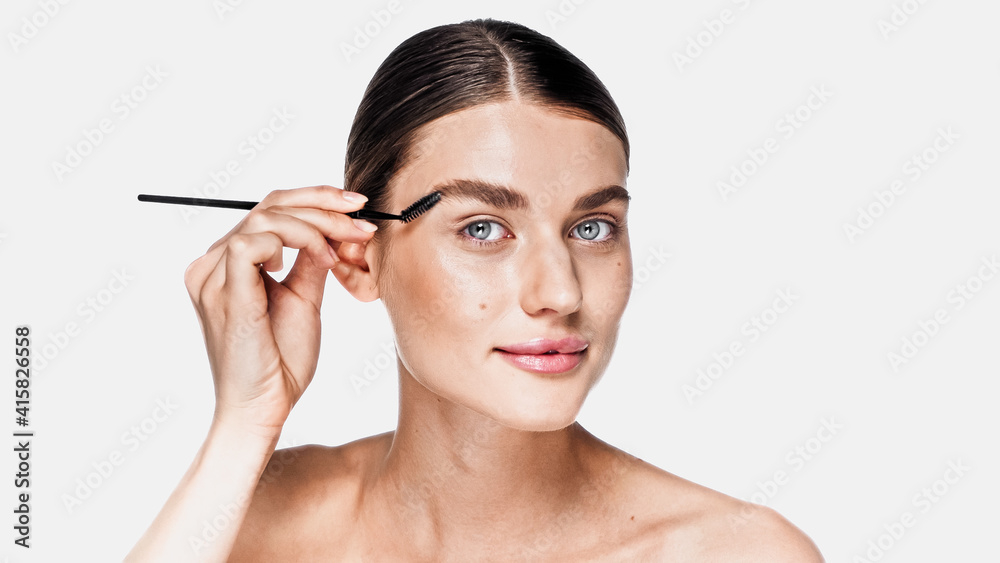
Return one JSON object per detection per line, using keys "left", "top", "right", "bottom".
{"left": 331, "top": 238, "right": 381, "bottom": 302}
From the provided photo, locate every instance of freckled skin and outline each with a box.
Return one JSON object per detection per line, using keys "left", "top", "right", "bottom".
{"left": 370, "top": 101, "right": 632, "bottom": 432}
{"left": 232, "top": 101, "right": 824, "bottom": 562}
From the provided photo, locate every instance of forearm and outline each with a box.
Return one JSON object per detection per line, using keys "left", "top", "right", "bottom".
{"left": 125, "top": 421, "right": 278, "bottom": 563}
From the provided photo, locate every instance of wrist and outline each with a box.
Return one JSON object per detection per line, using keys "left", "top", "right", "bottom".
{"left": 210, "top": 404, "right": 287, "bottom": 445}
{"left": 205, "top": 414, "right": 283, "bottom": 461}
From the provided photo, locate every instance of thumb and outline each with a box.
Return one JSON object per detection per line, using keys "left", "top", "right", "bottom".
{"left": 281, "top": 247, "right": 333, "bottom": 308}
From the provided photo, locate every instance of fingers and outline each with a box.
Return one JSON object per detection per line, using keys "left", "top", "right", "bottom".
{"left": 249, "top": 205, "right": 377, "bottom": 246}
{"left": 205, "top": 186, "right": 373, "bottom": 255}
{"left": 196, "top": 190, "right": 375, "bottom": 269}
{"left": 224, "top": 231, "right": 284, "bottom": 305}
{"left": 257, "top": 185, "right": 368, "bottom": 214}
{"left": 186, "top": 186, "right": 378, "bottom": 313}
{"left": 240, "top": 211, "right": 333, "bottom": 271}
{"left": 281, "top": 246, "right": 334, "bottom": 307}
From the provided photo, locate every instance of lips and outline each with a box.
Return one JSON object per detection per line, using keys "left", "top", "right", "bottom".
{"left": 494, "top": 337, "right": 588, "bottom": 374}
{"left": 495, "top": 337, "right": 588, "bottom": 355}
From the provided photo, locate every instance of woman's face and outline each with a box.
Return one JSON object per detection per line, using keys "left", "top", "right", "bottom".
{"left": 373, "top": 101, "right": 631, "bottom": 431}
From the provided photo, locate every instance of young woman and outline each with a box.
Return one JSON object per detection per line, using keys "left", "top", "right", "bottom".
{"left": 128, "top": 19, "right": 823, "bottom": 561}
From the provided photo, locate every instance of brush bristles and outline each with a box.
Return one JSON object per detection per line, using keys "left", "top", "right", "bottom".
{"left": 400, "top": 191, "right": 442, "bottom": 223}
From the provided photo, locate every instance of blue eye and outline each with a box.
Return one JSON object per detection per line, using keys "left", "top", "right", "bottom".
{"left": 464, "top": 220, "right": 507, "bottom": 242}
{"left": 572, "top": 219, "right": 613, "bottom": 242}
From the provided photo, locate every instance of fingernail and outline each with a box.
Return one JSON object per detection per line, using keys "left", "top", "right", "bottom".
{"left": 353, "top": 218, "right": 378, "bottom": 232}
{"left": 343, "top": 191, "right": 368, "bottom": 203}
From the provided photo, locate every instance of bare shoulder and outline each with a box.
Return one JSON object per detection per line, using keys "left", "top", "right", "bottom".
{"left": 587, "top": 440, "right": 823, "bottom": 562}
{"left": 679, "top": 495, "right": 825, "bottom": 562}
{"left": 229, "top": 432, "right": 393, "bottom": 562}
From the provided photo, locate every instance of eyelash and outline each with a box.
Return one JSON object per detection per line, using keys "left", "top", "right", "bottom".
{"left": 458, "top": 215, "right": 619, "bottom": 248}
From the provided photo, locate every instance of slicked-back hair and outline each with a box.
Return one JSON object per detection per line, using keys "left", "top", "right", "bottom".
{"left": 344, "top": 18, "right": 629, "bottom": 235}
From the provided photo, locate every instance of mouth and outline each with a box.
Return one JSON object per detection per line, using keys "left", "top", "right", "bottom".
{"left": 494, "top": 337, "right": 589, "bottom": 375}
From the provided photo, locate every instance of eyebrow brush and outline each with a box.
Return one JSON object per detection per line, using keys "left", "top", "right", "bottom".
{"left": 137, "top": 191, "right": 442, "bottom": 223}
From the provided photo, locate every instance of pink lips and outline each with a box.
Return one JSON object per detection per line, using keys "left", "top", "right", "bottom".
{"left": 495, "top": 337, "right": 588, "bottom": 374}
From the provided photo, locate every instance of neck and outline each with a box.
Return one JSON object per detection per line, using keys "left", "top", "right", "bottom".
{"left": 363, "top": 369, "right": 601, "bottom": 554}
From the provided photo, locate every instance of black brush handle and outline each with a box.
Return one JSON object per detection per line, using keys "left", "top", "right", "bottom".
{"left": 137, "top": 194, "right": 403, "bottom": 221}
{"left": 137, "top": 194, "right": 257, "bottom": 210}
{"left": 347, "top": 209, "right": 402, "bottom": 221}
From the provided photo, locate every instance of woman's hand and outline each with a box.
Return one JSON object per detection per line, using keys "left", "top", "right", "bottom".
{"left": 126, "top": 186, "right": 376, "bottom": 563}
{"left": 183, "top": 185, "right": 377, "bottom": 437}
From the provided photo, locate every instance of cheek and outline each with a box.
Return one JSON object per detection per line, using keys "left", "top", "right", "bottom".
{"left": 581, "top": 248, "right": 632, "bottom": 332}
{"left": 612, "top": 233, "right": 634, "bottom": 306}
{"left": 619, "top": 252, "right": 634, "bottom": 303}
{"left": 384, "top": 243, "right": 512, "bottom": 362}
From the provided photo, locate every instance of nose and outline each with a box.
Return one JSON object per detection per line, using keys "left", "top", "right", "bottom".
{"left": 517, "top": 234, "right": 583, "bottom": 317}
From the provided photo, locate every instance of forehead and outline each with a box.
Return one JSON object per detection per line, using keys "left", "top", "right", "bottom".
{"left": 389, "top": 101, "right": 628, "bottom": 210}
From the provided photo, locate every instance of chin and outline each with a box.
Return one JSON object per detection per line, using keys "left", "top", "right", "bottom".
{"left": 481, "top": 389, "right": 587, "bottom": 433}
{"left": 505, "top": 416, "right": 578, "bottom": 433}
{"left": 473, "top": 355, "right": 603, "bottom": 432}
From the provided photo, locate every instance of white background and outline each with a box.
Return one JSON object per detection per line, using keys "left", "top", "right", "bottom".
{"left": 2, "top": 0, "right": 998, "bottom": 560}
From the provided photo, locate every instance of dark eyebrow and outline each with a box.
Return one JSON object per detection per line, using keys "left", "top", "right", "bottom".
{"left": 431, "top": 179, "right": 630, "bottom": 212}
{"left": 573, "top": 185, "right": 630, "bottom": 212}
{"left": 432, "top": 179, "right": 528, "bottom": 210}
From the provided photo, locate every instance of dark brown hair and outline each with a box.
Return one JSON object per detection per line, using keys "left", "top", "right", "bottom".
{"left": 344, "top": 17, "right": 629, "bottom": 235}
